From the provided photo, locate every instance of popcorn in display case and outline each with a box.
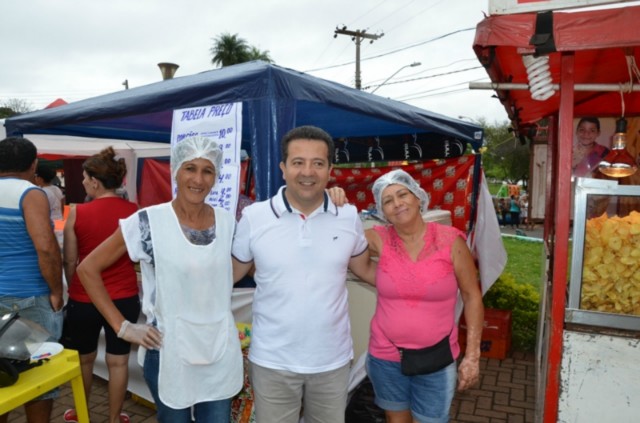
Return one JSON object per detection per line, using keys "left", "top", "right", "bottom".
{"left": 567, "top": 178, "right": 640, "bottom": 331}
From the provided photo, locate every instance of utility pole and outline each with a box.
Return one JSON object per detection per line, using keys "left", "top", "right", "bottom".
{"left": 334, "top": 26, "right": 384, "bottom": 90}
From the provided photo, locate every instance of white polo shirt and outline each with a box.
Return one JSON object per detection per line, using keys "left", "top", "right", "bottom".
{"left": 232, "top": 186, "right": 368, "bottom": 373}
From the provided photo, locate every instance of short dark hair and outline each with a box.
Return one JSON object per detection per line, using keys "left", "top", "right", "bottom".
{"left": 36, "top": 164, "right": 57, "bottom": 183}
{"left": 0, "top": 137, "right": 37, "bottom": 173}
{"left": 577, "top": 117, "right": 600, "bottom": 132}
{"left": 281, "top": 125, "right": 334, "bottom": 164}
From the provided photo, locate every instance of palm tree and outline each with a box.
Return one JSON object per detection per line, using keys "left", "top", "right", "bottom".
{"left": 210, "top": 32, "right": 274, "bottom": 67}
{"left": 210, "top": 33, "right": 250, "bottom": 67}
{"left": 247, "top": 46, "right": 273, "bottom": 63}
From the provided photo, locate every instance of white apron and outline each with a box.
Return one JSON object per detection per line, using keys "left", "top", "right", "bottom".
{"left": 148, "top": 203, "right": 242, "bottom": 409}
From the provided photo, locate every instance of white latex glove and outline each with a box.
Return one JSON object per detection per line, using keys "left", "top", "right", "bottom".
{"left": 117, "top": 320, "right": 163, "bottom": 350}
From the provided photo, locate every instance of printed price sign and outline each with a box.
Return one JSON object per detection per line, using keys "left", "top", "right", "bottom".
{"left": 170, "top": 102, "right": 243, "bottom": 216}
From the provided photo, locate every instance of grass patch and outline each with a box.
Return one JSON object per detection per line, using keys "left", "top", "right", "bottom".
{"left": 502, "top": 237, "right": 544, "bottom": 290}
{"left": 480, "top": 237, "right": 546, "bottom": 352}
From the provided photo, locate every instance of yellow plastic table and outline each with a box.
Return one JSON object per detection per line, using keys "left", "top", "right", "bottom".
{"left": 0, "top": 348, "right": 89, "bottom": 422}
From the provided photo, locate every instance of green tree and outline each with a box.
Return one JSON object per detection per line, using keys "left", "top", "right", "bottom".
{"left": 480, "top": 119, "right": 531, "bottom": 185}
{"left": 0, "top": 98, "right": 33, "bottom": 117}
{"left": 0, "top": 107, "right": 16, "bottom": 119}
{"left": 210, "top": 33, "right": 273, "bottom": 67}
{"left": 247, "top": 46, "right": 273, "bottom": 63}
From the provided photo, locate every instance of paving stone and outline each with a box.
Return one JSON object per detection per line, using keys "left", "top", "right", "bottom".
{"left": 6, "top": 353, "right": 536, "bottom": 423}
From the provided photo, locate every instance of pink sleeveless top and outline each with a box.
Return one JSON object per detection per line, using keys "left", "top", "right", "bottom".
{"left": 368, "top": 222, "right": 465, "bottom": 362}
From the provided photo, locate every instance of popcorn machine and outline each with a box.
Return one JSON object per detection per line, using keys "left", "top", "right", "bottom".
{"left": 557, "top": 178, "right": 640, "bottom": 422}
{"left": 568, "top": 178, "right": 640, "bottom": 329}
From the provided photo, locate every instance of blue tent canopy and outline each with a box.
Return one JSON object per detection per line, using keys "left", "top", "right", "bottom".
{"left": 4, "top": 61, "right": 482, "bottom": 199}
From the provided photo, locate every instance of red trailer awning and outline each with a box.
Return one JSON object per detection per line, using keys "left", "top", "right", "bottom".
{"left": 473, "top": 5, "right": 640, "bottom": 125}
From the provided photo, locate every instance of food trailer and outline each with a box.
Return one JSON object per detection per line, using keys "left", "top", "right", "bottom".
{"left": 472, "top": 1, "right": 640, "bottom": 421}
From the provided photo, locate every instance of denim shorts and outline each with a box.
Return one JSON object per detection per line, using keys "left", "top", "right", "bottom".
{"left": 366, "top": 354, "right": 456, "bottom": 423}
{"left": 0, "top": 294, "right": 64, "bottom": 400}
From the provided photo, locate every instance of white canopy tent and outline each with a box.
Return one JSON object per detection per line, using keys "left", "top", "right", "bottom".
{"left": 25, "top": 135, "right": 170, "bottom": 204}
{"left": 1, "top": 121, "right": 170, "bottom": 204}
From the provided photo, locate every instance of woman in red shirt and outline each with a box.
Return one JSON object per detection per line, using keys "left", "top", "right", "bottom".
{"left": 61, "top": 147, "right": 139, "bottom": 423}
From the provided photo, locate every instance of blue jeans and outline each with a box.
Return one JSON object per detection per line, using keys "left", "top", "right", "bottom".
{"left": 0, "top": 294, "right": 63, "bottom": 400}
{"left": 143, "top": 349, "right": 231, "bottom": 423}
{"left": 366, "top": 354, "right": 456, "bottom": 423}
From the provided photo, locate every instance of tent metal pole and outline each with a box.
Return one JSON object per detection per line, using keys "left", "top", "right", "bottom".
{"left": 469, "top": 82, "right": 640, "bottom": 91}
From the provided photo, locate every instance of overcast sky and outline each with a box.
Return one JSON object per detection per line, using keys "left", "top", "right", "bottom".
{"left": 0, "top": 0, "right": 510, "bottom": 124}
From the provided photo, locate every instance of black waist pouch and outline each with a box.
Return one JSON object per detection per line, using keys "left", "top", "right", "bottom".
{"left": 398, "top": 334, "right": 454, "bottom": 376}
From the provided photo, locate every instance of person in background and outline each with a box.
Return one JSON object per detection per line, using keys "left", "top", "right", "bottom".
{"left": 61, "top": 147, "right": 139, "bottom": 423}
{"left": 35, "top": 164, "right": 65, "bottom": 221}
{"left": 498, "top": 198, "right": 508, "bottom": 228}
{"left": 572, "top": 117, "right": 609, "bottom": 178}
{"left": 0, "top": 137, "right": 63, "bottom": 423}
{"left": 232, "top": 125, "right": 376, "bottom": 423}
{"left": 364, "top": 169, "right": 483, "bottom": 423}
{"left": 77, "top": 137, "right": 242, "bottom": 423}
{"left": 509, "top": 194, "right": 521, "bottom": 229}
{"left": 519, "top": 193, "right": 532, "bottom": 230}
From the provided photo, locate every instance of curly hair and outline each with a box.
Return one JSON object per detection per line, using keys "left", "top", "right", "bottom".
{"left": 82, "top": 146, "right": 127, "bottom": 189}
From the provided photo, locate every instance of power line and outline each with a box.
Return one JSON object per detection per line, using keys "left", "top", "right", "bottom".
{"left": 304, "top": 27, "right": 474, "bottom": 73}
{"left": 362, "top": 66, "right": 482, "bottom": 90}
{"left": 395, "top": 77, "right": 488, "bottom": 101}
{"left": 384, "top": 0, "right": 447, "bottom": 33}
{"left": 364, "top": 58, "right": 478, "bottom": 84}
{"left": 347, "top": 0, "right": 390, "bottom": 26}
{"left": 402, "top": 87, "right": 471, "bottom": 101}
{"left": 313, "top": 0, "right": 389, "bottom": 69}
{"left": 367, "top": 0, "right": 420, "bottom": 29}
{"left": 333, "top": 27, "right": 384, "bottom": 89}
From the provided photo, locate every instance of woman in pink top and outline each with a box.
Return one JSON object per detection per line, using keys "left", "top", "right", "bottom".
{"left": 364, "top": 169, "right": 483, "bottom": 423}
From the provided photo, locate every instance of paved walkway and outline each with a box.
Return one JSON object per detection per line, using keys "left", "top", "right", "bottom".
{"left": 451, "top": 351, "right": 536, "bottom": 423}
{"left": 6, "top": 350, "right": 536, "bottom": 423}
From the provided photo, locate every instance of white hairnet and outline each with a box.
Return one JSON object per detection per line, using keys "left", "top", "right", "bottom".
{"left": 372, "top": 169, "right": 429, "bottom": 218}
{"left": 171, "top": 136, "right": 223, "bottom": 180}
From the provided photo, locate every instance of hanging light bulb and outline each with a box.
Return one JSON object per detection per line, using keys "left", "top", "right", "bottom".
{"left": 522, "top": 55, "right": 555, "bottom": 101}
{"left": 598, "top": 118, "right": 638, "bottom": 178}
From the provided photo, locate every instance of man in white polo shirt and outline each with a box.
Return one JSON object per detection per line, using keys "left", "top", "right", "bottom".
{"left": 232, "top": 125, "right": 376, "bottom": 423}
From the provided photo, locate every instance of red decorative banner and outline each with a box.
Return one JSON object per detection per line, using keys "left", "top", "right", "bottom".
{"left": 328, "top": 156, "right": 477, "bottom": 232}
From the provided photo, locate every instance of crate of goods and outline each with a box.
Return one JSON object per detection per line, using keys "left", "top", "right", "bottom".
{"left": 458, "top": 308, "right": 512, "bottom": 359}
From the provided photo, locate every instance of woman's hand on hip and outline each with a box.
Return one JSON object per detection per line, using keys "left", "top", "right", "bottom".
{"left": 118, "top": 320, "right": 163, "bottom": 350}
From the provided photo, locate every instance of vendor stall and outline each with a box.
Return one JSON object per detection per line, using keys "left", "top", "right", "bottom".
{"left": 3, "top": 61, "right": 483, "bottom": 201}
{"left": 473, "top": 2, "right": 640, "bottom": 421}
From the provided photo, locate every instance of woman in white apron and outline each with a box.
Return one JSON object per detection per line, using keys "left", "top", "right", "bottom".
{"left": 76, "top": 136, "right": 242, "bottom": 422}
